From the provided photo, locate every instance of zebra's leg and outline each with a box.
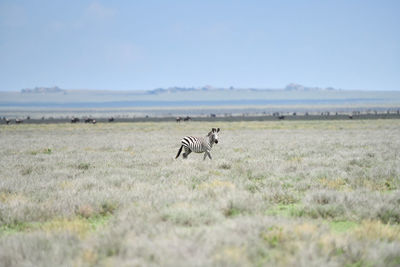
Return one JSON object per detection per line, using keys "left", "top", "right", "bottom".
{"left": 175, "top": 145, "right": 183, "bottom": 159}
{"left": 183, "top": 147, "right": 192, "bottom": 159}
{"left": 203, "top": 151, "right": 212, "bottom": 160}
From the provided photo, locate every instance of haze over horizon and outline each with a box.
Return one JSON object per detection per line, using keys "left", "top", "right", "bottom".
{"left": 1, "top": 0, "right": 399, "bottom": 92}
{"left": 5, "top": 83, "right": 379, "bottom": 93}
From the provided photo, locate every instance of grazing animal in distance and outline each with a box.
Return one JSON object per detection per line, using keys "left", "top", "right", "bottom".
{"left": 278, "top": 115, "right": 285, "bottom": 120}
{"left": 71, "top": 117, "right": 80, "bottom": 123}
{"left": 84, "top": 118, "right": 97, "bottom": 124}
{"left": 183, "top": 116, "right": 191, "bottom": 121}
{"left": 176, "top": 128, "right": 220, "bottom": 160}
{"left": 108, "top": 117, "right": 114, "bottom": 122}
{"left": 15, "top": 119, "right": 23, "bottom": 124}
{"left": 5, "top": 119, "right": 10, "bottom": 124}
{"left": 176, "top": 117, "right": 182, "bottom": 123}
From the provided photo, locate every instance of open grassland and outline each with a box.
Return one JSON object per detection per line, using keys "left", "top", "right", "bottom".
{"left": 1, "top": 120, "right": 400, "bottom": 266}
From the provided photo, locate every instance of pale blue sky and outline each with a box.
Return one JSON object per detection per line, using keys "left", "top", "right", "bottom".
{"left": 0, "top": 0, "right": 399, "bottom": 91}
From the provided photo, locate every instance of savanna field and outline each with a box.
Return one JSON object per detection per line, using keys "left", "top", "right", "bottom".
{"left": 0, "top": 120, "right": 400, "bottom": 266}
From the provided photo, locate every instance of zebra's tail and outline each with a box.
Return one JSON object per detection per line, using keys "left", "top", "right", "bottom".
{"left": 175, "top": 145, "right": 183, "bottom": 159}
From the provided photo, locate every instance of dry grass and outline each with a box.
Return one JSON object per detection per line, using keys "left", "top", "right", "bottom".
{"left": 0, "top": 120, "right": 399, "bottom": 266}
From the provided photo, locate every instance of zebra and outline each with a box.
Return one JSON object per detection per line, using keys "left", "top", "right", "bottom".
{"left": 175, "top": 128, "right": 220, "bottom": 160}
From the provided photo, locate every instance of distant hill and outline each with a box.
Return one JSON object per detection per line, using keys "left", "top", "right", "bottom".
{"left": 147, "top": 84, "right": 339, "bottom": 95}
{"left": 0, "top": 83, "right": 399, "bottom": 113}
{"left": 19, "top": 84, "right": 340, "bottom": 95}
{"left": 284, "top": 83, "right": 337, "bottom": 91}
{"left": 148, "top": 85, "right": 221, "bottom": 94}
{"left": 21, "top": 86, "right": 65, "bottom": 94}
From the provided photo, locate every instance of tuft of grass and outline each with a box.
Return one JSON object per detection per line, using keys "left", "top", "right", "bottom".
{"left": 0, "top": 215, "right": 111, "bottom": 237}
{"left": 214, "top": 246, "right": 248, "bottom": 265}
{"left": 100, "top": 201, "right": 118, "bottom": 216}
{"left": 260, "top": 226, "right": 286, "bottom": 248}
{"left": 161, "top": 202, "right": 217, "bottom": 227}
{"left": 265, "top": 204, "right": 302, "bottom": 217}
{"left": 301, "top": 204, "right": 346, "bottom": 219}
{"left": 20, "top": 167, "right": 33, "bottom": 175}
{"left": 287, "top": 155, "right": 303, "bottom": 163}
{"left": 218, "top": 162, "right": 231, "bottom": 169}
{"left": 81, "top": 249, "right": 99, "bottom": 265}
{"left": 266, "top": 190, "right": 299, "bottom": 205}
{"left": 77, "top": 162, "right": 90, "bottom": 170}
{"left": 30, "top": 148, "right": 52, "bottom": 155}
{"left": 246, "top": 170, "right": 266, "bottom": 181}
{"left": 353, "top": 220, "right": 400, "bottom": 242}
{"left": 76, "top": 204, "right": 95, "bottom": 218}
{"left": 329, "top": 221, "right": 359, "bottom": 233}
{"left": 223, "top": 201, "right": 242, "bottom": 217}
{"left": 319, "top": 177, "right": 349, "bottom": 191}
{"left": 198, "top": 180, "right": 235, "bottom": 191}
{"left": 86, "top": 215, "right": 111, "bottom": 229}
{"left": 377, "top": 207, "right": 400, "bottom": 224}
{"left": 383, "top": 178, "right": 397, "bottom": 191}
{"left": 246, "top": 182, "right": 260, "bottom": 193}
{"left": 0, "top": 191, "right": 28, "bottom": 204}
{"left": 40, "top": 218, "right": 92, "bottom": 238}
{"left": 0, "top": 222, "right": 30, "bottom": 235}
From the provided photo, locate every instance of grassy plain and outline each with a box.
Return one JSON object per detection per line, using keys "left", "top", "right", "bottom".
{"left": 0, "top": 120, "right": 399, "bottom": 266}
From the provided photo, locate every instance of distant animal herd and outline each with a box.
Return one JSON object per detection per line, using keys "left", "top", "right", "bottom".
{"left": 3, "top": 118, "right": 24, "bottom": 124}
{"left": 176, "top": 116, "right": 192, "bottom": 122}
{"left": 1, "top": 110, "right": 400, "bottom": 125}
{"left": 1, "top": 115, "right": 195, "bottom": 124}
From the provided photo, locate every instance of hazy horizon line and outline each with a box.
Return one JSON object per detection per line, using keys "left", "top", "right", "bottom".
{"left": 1, "top": 84, "right": 399, "bottom": 92}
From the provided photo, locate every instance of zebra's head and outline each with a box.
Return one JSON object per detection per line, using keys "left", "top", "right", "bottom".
{"left": 208, "top": 128, "right": 220, "bottom": 144}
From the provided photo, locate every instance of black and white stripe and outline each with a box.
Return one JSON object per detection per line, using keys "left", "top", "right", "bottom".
{"left": 175, "top": 128, "right": 220, "bottom": 160}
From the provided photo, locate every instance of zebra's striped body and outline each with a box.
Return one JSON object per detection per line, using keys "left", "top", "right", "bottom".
{"left": 176, "top": 128, "right": 220, "bottom": 160}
